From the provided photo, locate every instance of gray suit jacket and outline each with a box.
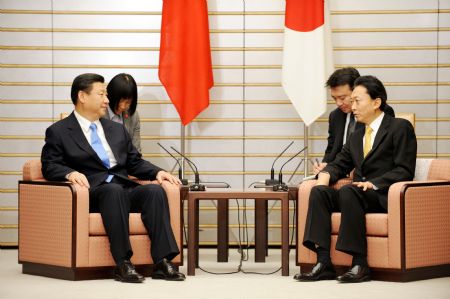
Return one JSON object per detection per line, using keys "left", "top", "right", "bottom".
{"left": 104, "top": 109, "right": 141, "bottom": 153}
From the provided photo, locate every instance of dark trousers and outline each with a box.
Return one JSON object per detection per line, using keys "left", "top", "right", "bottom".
{"left": 89, "top": 178, "right": 180, "bottom": 264}
{"left": 303, "top": 184, "right": 386, "bottom": 257}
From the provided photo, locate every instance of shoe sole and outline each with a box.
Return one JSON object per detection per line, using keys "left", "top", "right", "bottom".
{"left": 295, "top": 273, "right": 336, "bottom": 282}
{"left": 338, "top": 275, "right": 371, "bottom": 283}
{"left": 152, "top": 273, "right": 185, "bottom": 281}
{"left": 114, "top": 274, "right": 145, "bottom": 283}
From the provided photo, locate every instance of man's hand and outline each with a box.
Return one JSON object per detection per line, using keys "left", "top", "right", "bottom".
{"left": 352, "top": 181, "right": 373, "bottom": 191}
{"left": 316, "top": 172, "right": 331, "bottom": 186}
{"left": 313, "top": 162, "right": 327, "bottom": 175}
{"left": 156, "top": 171, "right": 181, "bottom": 185}
{"left": 67, "top": 171, "right": 90, "bottom": 188}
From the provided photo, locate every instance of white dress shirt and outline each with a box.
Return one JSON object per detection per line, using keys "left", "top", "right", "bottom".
{"left": 73, "top": 110, "right": 117, "bottom": 168}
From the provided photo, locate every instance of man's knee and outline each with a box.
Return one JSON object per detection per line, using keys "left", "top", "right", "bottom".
{"left": 337, "top": 185, "right": 360, "bottom": 207}
{"left": 309, "top": 185, "right": 331, "bottom": 206}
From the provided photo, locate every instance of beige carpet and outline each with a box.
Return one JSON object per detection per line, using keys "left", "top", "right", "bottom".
{"left": 1, "top": 248, "right": 449, "bottom": 299}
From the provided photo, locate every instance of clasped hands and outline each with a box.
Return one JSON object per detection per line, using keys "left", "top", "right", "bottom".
{"left": 317, "top": 172, "right": 374, "bottom": 191}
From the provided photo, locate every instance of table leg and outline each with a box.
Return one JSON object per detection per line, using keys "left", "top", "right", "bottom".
{"left": 217, "top": 199, "right": 229, "bottom": 262}
{"left": 187, "top": 197, "right": 197, "bottom": 276}
{"left": 255, "top": 199, "right": 267, "bottom": 262}
{"left": 281, "top": 196, "right": 289, "bottom": 276}
{"left": 195, "top": 200, "right": 199, "bottom": 268}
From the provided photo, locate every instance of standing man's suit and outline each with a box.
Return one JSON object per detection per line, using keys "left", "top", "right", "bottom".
{"left": 41, "top": 112, "right": 179, "bottom": 264}
{"left": 304, "top": 114, "right": 416, "bottom": 256}
{"left": 323, "top": 104, "right": 395, "bottom": 163}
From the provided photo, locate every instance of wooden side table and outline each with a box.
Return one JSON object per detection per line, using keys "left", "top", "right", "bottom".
{"left": 187, "top": 188, "right": 291, "bottom": 276}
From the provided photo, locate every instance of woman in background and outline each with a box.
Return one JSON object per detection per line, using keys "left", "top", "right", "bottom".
{"left": 105, "top": 73, "right": 142, "bottom": 152}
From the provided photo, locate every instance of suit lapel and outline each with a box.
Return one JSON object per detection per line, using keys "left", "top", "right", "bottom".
{"left": 66, "top": 113, "right": 104, "bottom": 165}
{"left": 100, "top": 118, "right": 121, "bottom": 164}
{"left": 364, "top": 114, "right": 391, "bottom": 161}
{"left": 335, "top": 110, "right": 347, "bottom": 147}
{"left": 353, "top": 127, "right": 365, "bottom": 163}
{"left": 369, "top": 115, "right": 390, "bottom": 155}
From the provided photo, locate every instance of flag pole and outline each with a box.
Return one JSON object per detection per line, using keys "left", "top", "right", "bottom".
{"left": 180, "top": 124, "right": 186, "bottom": 179}
{"left": 304, "top": 124, "right": 309, "bottom": 178}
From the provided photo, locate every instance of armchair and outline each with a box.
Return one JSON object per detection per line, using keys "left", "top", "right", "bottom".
{"left": 297, "top": 159, "right": 450, "bottom": 281}
{"left": 18, "top": 160, "right": 183, "bottom": 280}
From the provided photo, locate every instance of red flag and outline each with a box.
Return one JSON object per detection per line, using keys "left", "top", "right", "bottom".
{"left": 159, "top": 0, "right": 214, "bottom": 126}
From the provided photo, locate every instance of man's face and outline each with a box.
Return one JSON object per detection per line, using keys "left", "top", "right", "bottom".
{"left": 80, "top": 82, "right": 109, "bottom": 118}
{"left": 330, "top": 84, "right": 353, "bottom": 113}
{"left": 350, "top": 85, "right": 380, "bottom": 125}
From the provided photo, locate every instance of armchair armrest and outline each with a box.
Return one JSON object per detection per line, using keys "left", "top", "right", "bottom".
{"left": 387, "top": 180, "right": 450, "bottom": 269}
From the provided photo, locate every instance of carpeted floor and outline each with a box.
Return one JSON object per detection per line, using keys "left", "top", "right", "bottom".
{"left": 1, "top": 248, "right": 449, "bottom": 299}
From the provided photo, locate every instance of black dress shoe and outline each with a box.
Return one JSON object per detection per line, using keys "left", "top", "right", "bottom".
{"left": 337, "top": 265, "right": 371, "bottom": 283}
{"left": 152, "top": 258, "right": 186, "bottom": 281}
{"left": 294, "top": 262, "right": 336, "bottom": 281}
{"left": 114, "top": 260, "right": 145, "bottom": 283}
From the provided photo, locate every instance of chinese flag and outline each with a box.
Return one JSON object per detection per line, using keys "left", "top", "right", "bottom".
{"left": 282, "top": 0, "right": 333, "bottom": 126}
{"left": 159, "top": 0, "right": 214, "bottom": 126}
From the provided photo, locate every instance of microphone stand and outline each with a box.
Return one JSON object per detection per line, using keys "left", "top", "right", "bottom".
{"left": 170, "top": 147, "right": 206, "bottom": 191}
{"left": 273, "top": 146, "right": 308, "bottom": 191}
{"left": 157, "top": 143, "right": 189, "bottom": 185}
{"left": 265, "top": 141, "right": 294, "bottom": 186}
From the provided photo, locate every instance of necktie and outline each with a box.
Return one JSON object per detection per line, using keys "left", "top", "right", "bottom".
{"left": 345, "top": 113, "right": 355, "bottom": 144}
{"left": 363, "top": 126, "right": 373, "bottom": 158}
{"left": 90, "top": 123, "right": 113, "bottom": 182}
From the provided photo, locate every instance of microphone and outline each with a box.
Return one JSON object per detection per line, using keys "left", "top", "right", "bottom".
{"left": 266, "top": 141, "right": 294, "bottom": 186}
{"left": 157, "top": 143, "right": 189, "bottom": 185}
{"left": 273, "top": 146, "right": 308, "bottom": 191}
{"left": 170, "top": 146, "right": 206, "bottom": 191}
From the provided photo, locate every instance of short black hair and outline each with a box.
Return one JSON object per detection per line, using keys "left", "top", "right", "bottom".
{"left": 353, "top": 75, "right": 387, "bottom": 111}
{"left": 106, "top": 73, "right": 138, "bottom": 116}
{"left": 325, "top": 67, "right": 360, "bottom": 89}
{"left": 71, "top": 73, "right": 105, "bottom": 105}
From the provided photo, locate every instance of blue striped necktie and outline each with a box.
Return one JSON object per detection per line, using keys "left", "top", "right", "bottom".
{"left": 90, "top": 123, "right": 113, "bottom": 182}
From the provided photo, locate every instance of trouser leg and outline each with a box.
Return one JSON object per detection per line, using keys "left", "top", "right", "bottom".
{"left": 303, "top": 185, "right": 339, "bottom": 252}
{"left": 90, "top": 183, "right": 132, "bottom": 263}
{"left": 129, "top": 184, "right": 180, "bottom": 263}
{"left": 335, "top": 184, "right": 385, "bottom": 256}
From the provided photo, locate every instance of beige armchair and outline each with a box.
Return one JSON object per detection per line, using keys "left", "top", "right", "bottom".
{"left": 297, "top": 159, "right": 450, "bottom": 281}
{"left": 19, "top": 160, "right": 183, "bottom": 280}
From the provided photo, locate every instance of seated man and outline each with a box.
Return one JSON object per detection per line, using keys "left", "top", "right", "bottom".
{"left": 41, "top": 73, "right": 185, "bottom": 283}
{"left": 314, "top": 67, "right": 395, "bottom": 174}
{"left": 294, "top": 75, "right": 417, "bottom": 283}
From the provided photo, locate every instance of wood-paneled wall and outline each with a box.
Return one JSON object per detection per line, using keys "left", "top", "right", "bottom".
{"left": 1, "top": 0, "right": 449, "bottom": 246}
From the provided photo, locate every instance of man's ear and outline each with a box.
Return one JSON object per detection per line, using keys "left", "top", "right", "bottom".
{"left": 78, "top": 90, "right": 85, "bottom": 104}
{"left": 373, "top": 97, "right": 381, "bottom": 110}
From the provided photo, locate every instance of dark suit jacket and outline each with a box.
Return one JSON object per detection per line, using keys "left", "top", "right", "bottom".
{"left": 323, "top": 104, "right": 395, "bottom": 163}
{"left": 41, "top": 112, "right": 162, "bottom": 188}
{"left": 323, "top": 114, "right": 417, "bottom": 210}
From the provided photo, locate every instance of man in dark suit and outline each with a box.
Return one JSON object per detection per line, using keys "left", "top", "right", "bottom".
{"left": 41, "top": 73, "right": 185, "bottom": 283}
{"left": 294, "top": 75, "right": 417, "bottom": 283}
{"left": 314, "top": 67, "right": 395, "bottom": 174}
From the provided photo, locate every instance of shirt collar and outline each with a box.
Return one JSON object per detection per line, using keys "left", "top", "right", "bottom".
{"left": 73, "top": 110, "right": 101, "bottom": 133}
{"left": 107, "top": 105, "right": 123, "bottom": 122}
{"left": 367, "top": 112, "right": 385, "bottom": 133}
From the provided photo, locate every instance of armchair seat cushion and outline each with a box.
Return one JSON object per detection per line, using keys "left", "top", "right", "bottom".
{"left": 89, "top": 213, "right": 148, "bottom": 236}
{"left": 331, "top": 213, "right": 388, "bottom": 237}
